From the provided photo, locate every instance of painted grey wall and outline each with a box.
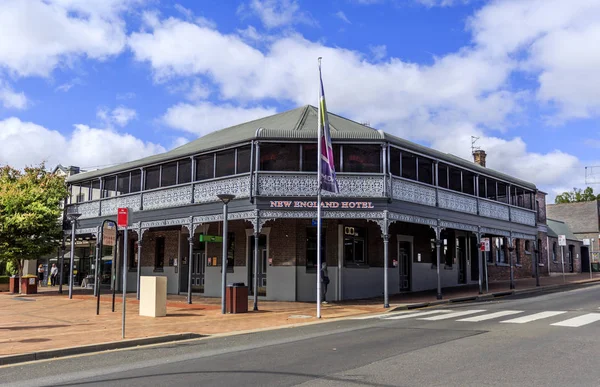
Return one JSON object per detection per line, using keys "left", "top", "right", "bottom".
{"left": 296, "top": 267, "right": 338, "bottom": 302}
{"left": 342, "top": 268, "right": 383, "bottom": 300}
{"left": 411, "top": 263, "right": 460, "bottom": 292}
{"left": 203, "top": 266, "right": 249, "bottom": 297}
{"left": 267, "top": 266, "right": 296, "bottom": 301}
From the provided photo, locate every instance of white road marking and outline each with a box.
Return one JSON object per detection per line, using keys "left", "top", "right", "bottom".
{"left": 457, "top": 310, "right": 523, "bottom": 322}
{"left": 419, "top": 310, "right": 486, "bottom": 321}
{"left": 551, "top": 313, "right": 600, "bottom": 327}
{"left": 501, "top": 311, "right": 566, "bottom": 324}
{"left": 351, "top": 311, "right": 409, "bottom": 320}
{"left": 385, "top": 309, "right": 452, "bottom": 320}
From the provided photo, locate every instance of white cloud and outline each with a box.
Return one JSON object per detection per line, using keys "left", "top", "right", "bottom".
{"left": 162, "top": 102, "right": 276, "bottom": 136}
{"left": 335, "top": 11, "right": 351, "bottom": 24}
{"left": 0, "top": 117, "right": 164, "bottom": 170}
{"left": 97, "top": 105, "right": 137, "bottom": 127}
{"left": 0, "top": 82, "right": 27, "bottom": 109}
{"left": 237, "top": 0, "right": 315, "bottom": 29}
{"left": 369, "top": 44, "right": 387, "bottom": 61}
{"left": 0, "top": 0, "right": 141, "bottom": 77}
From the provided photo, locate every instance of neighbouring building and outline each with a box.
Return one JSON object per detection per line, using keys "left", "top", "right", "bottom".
{"left": 64, "top": 105, "right": 542, "bottom": 302}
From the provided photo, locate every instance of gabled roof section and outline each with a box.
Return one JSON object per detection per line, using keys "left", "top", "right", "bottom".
{"left": 66, "top": 104, "right": 534, "bottom": 190}
{"left": 547, "top": 218, "right": 580, "bottom": 241}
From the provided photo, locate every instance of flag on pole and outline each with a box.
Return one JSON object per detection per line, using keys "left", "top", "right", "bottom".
{"left": 318, "top": 63, "right": 340, "bottom": 194}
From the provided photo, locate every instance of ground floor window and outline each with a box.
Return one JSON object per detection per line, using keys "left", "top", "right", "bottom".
{"left": 306, "top": 227, "right": 326, "bottom": 271}
{"left": 154, "top": 237, "right": 165, "bottom": 271}
{"left": 515, "top": 239, "right": 521, "bottom": 265}
{"left": 128, "top": 238, "right": 138, "bottom": 271}
{"left": 552, "top": 241, "right": 557, "bottom": 262}
{"left": 344, "top": 226, "right": 366, "bottom": 266}
{"left": 495, "top": 237, "right": 506, "bottom": 264}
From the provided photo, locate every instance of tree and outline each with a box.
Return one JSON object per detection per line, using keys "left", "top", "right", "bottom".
{"left": 0, "top": 165, "right": 68, "bottom": 292}
{"left": 555, "top": 187, "right": 600, "bottom": 204}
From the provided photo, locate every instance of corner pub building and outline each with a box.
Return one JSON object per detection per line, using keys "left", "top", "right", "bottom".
{"left": 64, "top": 105, "right": 542, "bottom": 303}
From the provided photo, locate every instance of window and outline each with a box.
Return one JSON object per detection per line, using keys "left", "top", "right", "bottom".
{"left": 117, "top": 173, "right": 130, "bottom": 195}
{"left": 516, "top": 187, "right": 525, "bottom": 207}
{"left": 486, "top": 248, "right": 493, "bottom": 264}
{"left": 402, "top": 152, "right": 417, "bottom": 180}
{"left": 495, "top": 237, "right": 506, "bottom": 264}
{"left": 76, "top": 193, "right": 85, "bottom": 203}
{"left": 478, "top": 177, "right": 486, "bottom": 198}
{"left": 301, "top": 143, "right": 317, "bottom": 172}
{"left": 260, "top": 143, "right": 299, "bottom": 171}
{"left": 343, "top": 144, "right": 380, "bottom": 173}
{"left": 417, "top": 157, "right": 433, "bottom": 184}
{"left": 128, "top": 238, "right": 138, "bottom": 270}
{"left": 525, "top": 240, "right": 531, "bottom": 254}
{"left": 130, "top": 171, "right": 141, "bottom": 193}
{"left": 515, "top": 239, "right": 521, "bottom": 265}
{"left": 463, "top": 171, "right": 475, "bottom": 195}
{"left": 510, "top": 186, "right": 518, "bottom": 206}
{"left": 154, "top": 237, "right": 165, "bottom": 271}
{"left": 306, "top": 227, "right": 326, "bottom": 271}
{"left": 178, "top": 159, "right": 191, "bottom": 184}
{"left": 91, "top": 179, "right": 101, "bottom": 200}
{"left": 538, "top": 239, "right": 542, "bottom": 265}
{"left": 449, "top": 168, "right": 462, "bottom": 192}
{"left": 103, "top": 176, "right": 117, "bottom": 198}
{"left": 552, "top": 241, "right": 557, "bottom": 262}
{"left": 497, "top": 183, "right": 508, "bottom": 204}
{"left": 486, "top": 179, "right": 497, "bottom": 201}
{"left": 344, "top": 226, "right": 366, "bottom": 266}
{"left": 161, "top": 162, "right": 177, "bottom": 187}
{"left": 390, "top": 147, "right": 401, "bottom": 176}
{"left": 145, "top": 167, "right": 160, "bottom": 190}
{"left": 216, "top": 149, "right": 236, "bottom": 177}
{"left": 237, "top": 146, "right": 251, "bottom": 174}
{"left": 438, "top": 163, "right": 449, "bottom": 188}
{"left": 443, "top": 233, "right": 454, "bottom": 267}
{"left": 195, "top": 154, "right": 214, "bottom": 180}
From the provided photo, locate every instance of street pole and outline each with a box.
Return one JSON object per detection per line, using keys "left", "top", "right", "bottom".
{"left": 590, "top": 239, "right": 594, "bottom": 280}
{"left": 221, "top": 204, "right": 228, "bottom": 314}
{"left": 383, "top": 232, "right": 389, "bottom": 308}
{"left": 122, "top": 228, "right": 128, "bottom": 339}
{"left": 68, "top": 213, "right": 81, "bottom": 299}
{"left": 253, "top": 231, "right": 259, "bottom": 311}
{"left": 561, "top": 245, "right": 565, "bottom": 284}
{"left": 59, "top": 239, "right": 65, "bottom": 294}
{"left": 187, "top": 225, "right": 193, "bottom": 304}
{"left": 94, "top": 228, "right": 100, "bottom": 297}
{"left": 435, "top": 225, "right": 442, "bottom": 300}
{"left": 477, "top": 233, "right": 482, "bottom": 295}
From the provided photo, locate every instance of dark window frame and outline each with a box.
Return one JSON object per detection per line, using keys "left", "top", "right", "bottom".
{"left": 343, "top": 226, "right": 367, "bottom": 267}
{"left": 306, "top": 227, "right": 326, "bottom": 272}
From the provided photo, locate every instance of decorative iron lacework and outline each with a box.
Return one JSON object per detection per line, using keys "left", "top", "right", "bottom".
{"left": 510, "top": 207, "right": 536, "bottom": 226}
{"left": 72, "top": 201, "right": 100, "bottom": 219}
{"left": 257, "top": 174, "right": 385, "bottom": 198}
{"left": 438, "top": 190, "right": 477, "bottom": 214}
{"left": 143, "top": 186, "right": 192, "bottom": 211}
{"left": 141, "top": 220, "right": 166, "bottom": 228}
{"left": 512, "top": 232, "right": 536, "bottom": 240}
{"left": 478, "top": 200, "right": 510, "bottom": 221}
{"left": 101, "top": 195, "right": 142, "bottom": 216}
{"left": 439, "top": 220, "right": 478, "bottom": 232}
{"left": 194, "top": 176, "right": 250, "bottom": 203}
{"left": 480, "top": 227, "right": 511, "bottom": 237}
{"left": 74, "top": 227, "right": 99, "bottom": 236}
{"left": 391, "top": 178, "right": 436, "bottom": 207}
{"left": 117, "top": 222, "right": 141, "bottom": 231}
{"left": 193, "top": 214, "right": 223, "bottom": 224}
{"left": 388, "top": 212, "right": 437, "bottom": 226}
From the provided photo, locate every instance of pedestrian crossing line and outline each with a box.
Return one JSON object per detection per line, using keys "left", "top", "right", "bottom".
{"left": 352, "top": 311, "right": 408, "bottom": 320}
{"left": 501, "top": 311, "right": 566, "bottom": 324}
{"left": 551, "top": 313, "right": 600, "bottom": 327}
{"left": 457, "top": 310, "right": 523, "bottom": 322}
{"left": 419, "top": 310, "right": 486, "bottom": 321}
{"left": 385, "top": 309, "right": 452, "bottom": 320}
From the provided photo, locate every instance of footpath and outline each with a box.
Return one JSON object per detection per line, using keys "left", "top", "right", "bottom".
{"left": 1, "top": 273, "right": 599, "bottom": 365}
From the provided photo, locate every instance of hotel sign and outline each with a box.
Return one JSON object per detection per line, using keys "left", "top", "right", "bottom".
{"left": 269, "top": 200, "right": 375, "bottom": 209}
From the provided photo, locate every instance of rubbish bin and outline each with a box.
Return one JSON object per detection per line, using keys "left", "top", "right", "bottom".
{"left": 226, "top": 283, "right": 248, "bottom": 314}
{"left": 592, "top": 262, "right": 600, "bottom": 272}
{"left": 8, "top": 276, "right": 19, "bottom": 294}
{"left": 20, "top": 276, "right": 38, "bottom": 295}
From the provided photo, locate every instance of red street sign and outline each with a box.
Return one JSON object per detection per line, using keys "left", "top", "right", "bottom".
{"left": 117, "top": 208, "right": 130, "bottom": 228}
{"left": 480, "top": 242, "right": 485, "bottom": 252}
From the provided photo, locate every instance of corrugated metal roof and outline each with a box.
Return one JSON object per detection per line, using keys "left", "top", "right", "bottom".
{"left": 547, "top": 218, "right": 579, "bottom": 241}
{"left": 66, "top": 105, "right": 535, "bottom": 189}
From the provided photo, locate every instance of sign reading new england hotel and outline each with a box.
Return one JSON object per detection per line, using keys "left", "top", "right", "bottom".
{"left": 270, "top": 200, "right": 376, "bottom": 209}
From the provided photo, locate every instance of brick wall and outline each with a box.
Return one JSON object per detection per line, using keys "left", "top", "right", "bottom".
{"left": 486, "top": 237, "right": 538, "bottom": 281}
{"left": 546, "top": 237, "right": 582, "bottom": 273}
{"left": 205, "top": 220, "right": 253, "bottom": 267}
{"left": 141, "top": 229, "right": 180, "bottom": 269}
{"left": 536, "top": 191, "right": 547, "bottom": 224}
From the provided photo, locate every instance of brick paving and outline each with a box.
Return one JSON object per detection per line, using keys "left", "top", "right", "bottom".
{"left": 1, "top": 272, "right": 599, "bottom": 358}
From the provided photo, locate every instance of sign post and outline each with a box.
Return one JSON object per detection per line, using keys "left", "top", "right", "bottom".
{"left": 558, "top": 235, "right": 566, "bottom": 284}
{"left": 584, "top": 239, "right": 592, "bottom": 279}
{"left": 481, "top": 238, "right": 490, "bottom": 292}
{"left": 118, "top": 208, "right": 130, "bottom": 339}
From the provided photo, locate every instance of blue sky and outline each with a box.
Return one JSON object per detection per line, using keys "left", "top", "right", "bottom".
{"left": 0, "top": 0, "right": 599, "bottom": 200}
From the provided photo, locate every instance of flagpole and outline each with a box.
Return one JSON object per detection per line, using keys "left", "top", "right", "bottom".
{"left": 316, "top": 57, "right": 323, "bottom": 319}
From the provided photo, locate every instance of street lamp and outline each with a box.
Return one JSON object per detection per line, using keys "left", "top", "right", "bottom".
{"left": 217, "top": 194, "right": 235, "bottom": 315}
{"left": 67, "top": 213, "right": 81, "bottom": 299}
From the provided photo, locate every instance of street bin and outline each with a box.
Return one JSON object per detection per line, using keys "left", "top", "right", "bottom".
{"left": 20, "top": 276, "right": 38, "bottom": 295}
{"left": 8, "top": 276, "right": 19, "bottom": 294}
{"left": 139, "top": 276, "right": 167, "bottom": 317}
{"left": 592, "top": 262, "right": 600, "bottom": 272}
{"left": 226, "top": 283, "right": 248, "bottom": 314}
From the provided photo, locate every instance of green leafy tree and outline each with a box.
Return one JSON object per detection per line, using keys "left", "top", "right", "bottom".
{"left": 555, "top": 187, "right": 600, "bottom": 204}
{"left": 0, "top": 164, "right": 68, "bottom": 292}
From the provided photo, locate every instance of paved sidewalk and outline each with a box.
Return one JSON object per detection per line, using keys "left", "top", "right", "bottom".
{"left": 1, "top": 272, "right": 599, "bottom": 361}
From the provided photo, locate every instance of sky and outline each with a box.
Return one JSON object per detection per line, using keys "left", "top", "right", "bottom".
{"left": 0, "top": 0, "right": 599, "bottom": 201}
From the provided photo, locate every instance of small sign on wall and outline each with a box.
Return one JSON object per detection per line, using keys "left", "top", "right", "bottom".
{"left": 481, "top": 238, "right": 490, "bottom": 252}
{"left": 558, "top": 235, "right": 566, "bottom": 246}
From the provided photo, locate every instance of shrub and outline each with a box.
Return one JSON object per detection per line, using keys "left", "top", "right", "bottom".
{"left": 0, "top": 276, "right": 9, "bottom": 285}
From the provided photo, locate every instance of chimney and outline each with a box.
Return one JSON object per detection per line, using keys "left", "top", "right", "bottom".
{"left": 473, "top": 150, "right": 486, "bottom": 167}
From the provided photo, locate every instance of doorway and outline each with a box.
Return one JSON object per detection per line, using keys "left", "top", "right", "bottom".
{"left": 581, "top": 246, "right": 590, "bottom": 273}
{"left": 248, "top": 235, "right": 267, "bottom": 296}
{"left": 190, "top": 249, "right": 206, "bottom": 293}
{"left": 568, "top": 245, "right": 574, "bottom": 273}
{"left": 457, "top": 236, "right": 467, "bottom": 284}
{"left": 397, "top": 237, "right": 412, "bottom": 292}
{"left": 470, "top": 235, "right": 479, "bottom": 282}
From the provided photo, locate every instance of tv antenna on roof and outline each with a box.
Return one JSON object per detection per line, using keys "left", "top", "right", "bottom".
{"left": 471, "top": 136, "right": 480, "bottom": 155}
{"left": 585, "top": 166, "right": 600, "bottom": 185}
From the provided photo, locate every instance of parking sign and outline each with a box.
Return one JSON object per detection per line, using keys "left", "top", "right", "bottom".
{"left": 558, "top": 235, "right": 566, "bottom": 246}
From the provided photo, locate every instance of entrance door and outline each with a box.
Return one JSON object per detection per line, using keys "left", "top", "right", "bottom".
{"left": 457, "top": 237, "right": 467, "bottom": 284}
{"left": 248, "top": 235, "right": 267, "bottom": 296}
{"left": 398, "top": 240, "right": 411, "bottom": 291}
{"left": 470, "top": 236, "right": 479, "bottom": 282}
{"left": 568, "top": 245, "right": 574, "bottom": 273}
{"left": 191, "top": 249, "right": 205, "bottom": 293}
{"left": 581, "top": 247, "right": 590, "bottom": 273}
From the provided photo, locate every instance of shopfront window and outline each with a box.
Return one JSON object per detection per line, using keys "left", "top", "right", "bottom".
{"left": 344, "top": 226, "right": 366, "bottom": 266}
{"left": 496, "top": 237, "right": 506, "bottom": 264}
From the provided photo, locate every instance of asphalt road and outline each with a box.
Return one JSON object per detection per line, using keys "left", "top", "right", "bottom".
{"left": 2, "top": 284, "right": 600, "bottom": 387}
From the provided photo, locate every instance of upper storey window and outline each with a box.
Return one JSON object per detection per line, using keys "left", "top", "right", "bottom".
{"left": 216, "top": 149, "right": 236, "bottom": 177}
{"left": 343, "top": 144, "right": 380, "bottom": 173}
{"left": 237, "top": 146, "right": 251, "bottom": 174}
{"left": 401, "top": 152, "right": 417, "bottom": 180}
{"left": 417, "top": 157, "right": 433, "bottom": 184}
{"left": 260, "top": 143, "right": 299, "bottom": 171}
